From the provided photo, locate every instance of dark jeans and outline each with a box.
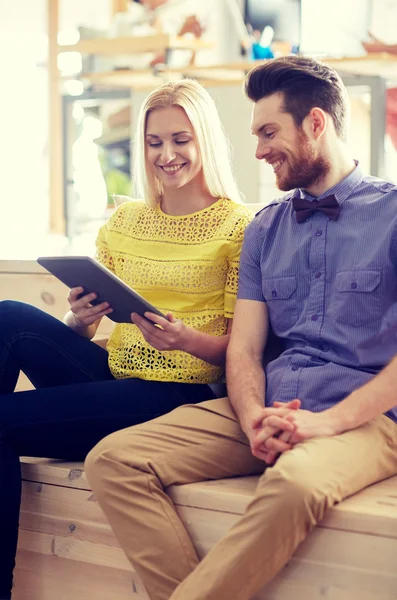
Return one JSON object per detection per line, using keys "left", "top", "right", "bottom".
{"left": 0, "top": 301, "right": 215, "bottom": 598}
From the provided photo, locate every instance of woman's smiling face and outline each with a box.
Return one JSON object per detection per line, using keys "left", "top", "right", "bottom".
{"left": 145, "top": 105, "right": 203, "bottom": 192}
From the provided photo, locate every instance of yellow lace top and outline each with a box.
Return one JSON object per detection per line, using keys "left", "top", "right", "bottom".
{"left": 96, "top": 198, "right": 253, "bottom": 383}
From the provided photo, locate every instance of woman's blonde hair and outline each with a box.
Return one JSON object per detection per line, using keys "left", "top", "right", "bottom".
{"left": 132, "top": 78, "right": 243, "bottom": 207}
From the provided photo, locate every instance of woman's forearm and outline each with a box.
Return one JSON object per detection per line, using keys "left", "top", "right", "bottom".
{"left": 182, "top": 330, "right": 230, "bottom": 367}
{"left": 63, "top": 310, "right": 99, "bottom": 340}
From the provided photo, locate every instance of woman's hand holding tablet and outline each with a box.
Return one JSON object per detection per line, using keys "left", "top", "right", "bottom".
{"left": 37, "top": 256, "right": 167, "bottom": 324}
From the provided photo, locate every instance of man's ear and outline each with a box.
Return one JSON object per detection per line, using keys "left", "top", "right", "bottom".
{"left": 303, "top": 107, "right": 327, "bottom": 140}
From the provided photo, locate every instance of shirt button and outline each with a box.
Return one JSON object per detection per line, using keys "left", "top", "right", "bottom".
{"left": 351, "top": 281, "right": 357, "bottom": 290}
{"left": 311, "top": 314, "right": 319, "bottom": 321}
{"left": 271, "top": 289, "right": 277, "bottom": 298}
{"left": 291, "top": 366, "right": 299, "bottom": 371}
{"left": 314, "top": 272, "right": 321, "bottom": 279}
{"left": 315, "top": 229, "right": 323, "bottom": 237}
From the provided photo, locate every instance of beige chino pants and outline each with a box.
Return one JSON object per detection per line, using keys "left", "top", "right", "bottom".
{"left": 85, "top": 398, "right": 397, "bottom": 600}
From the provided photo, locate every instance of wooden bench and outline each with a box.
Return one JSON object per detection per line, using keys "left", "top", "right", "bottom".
{"left": 13, "top": 458, "right": 397, "bottom": 600}
{"left": 3, "top": 259, "right": 397, "bottom": 598}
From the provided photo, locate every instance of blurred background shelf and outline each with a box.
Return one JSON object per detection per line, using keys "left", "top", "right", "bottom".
{"left": 33, "top": 0, "right": 397, "bottom": 246}
{"left": 59, "top": 33, "right": 213, "bottom": 55}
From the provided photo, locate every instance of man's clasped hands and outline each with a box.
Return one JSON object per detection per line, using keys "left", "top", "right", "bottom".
{"left": 249, "top": 400, "right": 339, "bottom": 464}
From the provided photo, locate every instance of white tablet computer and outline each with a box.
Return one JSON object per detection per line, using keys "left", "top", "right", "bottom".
{"left": 37, "top": 256, "right": 167, "bottom": 324}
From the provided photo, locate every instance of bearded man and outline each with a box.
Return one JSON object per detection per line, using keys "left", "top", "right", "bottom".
{"left": 85, "top": 56, "right": 397, "bottom": 600}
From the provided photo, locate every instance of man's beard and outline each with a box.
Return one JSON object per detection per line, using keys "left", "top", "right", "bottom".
{"left": 276, "top": 130, "right": 331, "bottom": 192}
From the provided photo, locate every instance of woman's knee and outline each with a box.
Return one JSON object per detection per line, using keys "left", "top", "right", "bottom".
{"left": 0, "top": 300, "right": 22, "bottom": 320}
{"left": 0, "top": 300, "right": 36, "bottom": 330}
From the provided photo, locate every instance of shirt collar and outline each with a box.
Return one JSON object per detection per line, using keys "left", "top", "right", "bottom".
{"left": 294, "top": 160, "right": 363, "bottom": 204}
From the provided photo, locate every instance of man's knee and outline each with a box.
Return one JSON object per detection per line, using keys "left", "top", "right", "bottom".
{"left": 260, "top": 466, "right": 334, "bottom": 526}
{"left": 85, "top": 428, "right": 140, "bottom": 486}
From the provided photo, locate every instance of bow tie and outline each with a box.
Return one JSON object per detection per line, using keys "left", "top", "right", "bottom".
{"left": 292, "top": 194, "right": 340, "bottom": 223}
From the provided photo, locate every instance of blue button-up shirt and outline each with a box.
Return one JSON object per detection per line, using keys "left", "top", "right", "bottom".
{"left": 238, "top": 164, "right": 397, "bottom": 423}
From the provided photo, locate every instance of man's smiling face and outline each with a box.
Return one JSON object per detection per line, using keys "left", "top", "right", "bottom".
{"left": 251, "top": 92, "right": 330, "bottom": 191}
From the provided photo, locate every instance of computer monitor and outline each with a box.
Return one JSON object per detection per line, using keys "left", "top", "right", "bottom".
{"left": 244, "top": 0, "right": 301, "bottom": 49}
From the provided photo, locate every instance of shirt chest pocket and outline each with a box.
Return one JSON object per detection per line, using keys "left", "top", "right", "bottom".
{"left": 262, "top": 276, "right": 298, "bottom": 334}
{"left": 333, "top": 269, "right": 382, "bottom": 328}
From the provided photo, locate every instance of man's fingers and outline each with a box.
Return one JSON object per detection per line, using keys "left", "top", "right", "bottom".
{"left": 254, "top": 417, "right": 295, "bottom": 447}
{"left": 264, "top": 429, "right": 295, "bottom": 464}
{"left": 251, "top": 425, "right": 277, "bottom": 451}
{"left": 264, "top": 437, "right": 292, "bottom": 453}
{"left": 252, "top": 406, "right": 299, "bottom": 429}
{"left": 262, "top": 415, "right": 295, "bottom": 431}
{"left": 273, "top": 399, "right": 301, "bottom": 410}
{"left": 252, "top": 414, "right": 265, "bottom": 429}
{"left": 251, "top": 447, "right": 271, "bottom": 463}
{"left": 252, "top": 417, "right": 294, "bottom": 452}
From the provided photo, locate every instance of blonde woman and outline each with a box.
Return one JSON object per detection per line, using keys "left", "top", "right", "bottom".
{"left": 0, "top": 79, "right": 252, "bottom": 600}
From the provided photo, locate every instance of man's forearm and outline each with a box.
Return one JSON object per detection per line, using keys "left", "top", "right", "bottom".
{"left": 226, "top": 349, "right": 266, "bottom": 434}
{"left": 325, "top": 355, "right": 397, "bottom": 433}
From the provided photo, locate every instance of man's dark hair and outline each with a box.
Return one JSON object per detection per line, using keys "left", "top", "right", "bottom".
{"left": 245, "top": 56, "right": 347, "bottom": 140}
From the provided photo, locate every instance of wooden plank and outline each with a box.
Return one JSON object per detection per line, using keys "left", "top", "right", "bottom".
{"left": 18, "top": 529, "right": 132, "bottom": 572}
{"left": 257, "top": 579, "right": 397, "bottom": 600}
{"left": 21, "top": 460, "right": 91, "bottom": 488}
{"left": 20, "top": 480, "right": 105, "bottom": 525}
{"left": 257, "top": 564, "right": 397, "bottom": 600}
{"left": 175, "top": 504, "right": 397, "bottom": 599}
{"left": 21, "top": 492, "right": 395, "bottom": 600}
{"left": 0, "top": 260, "right": 48, "bottom": 274}
{"left": 0, "top": 273, "right": 70, "bottom": 316}
{"left": 20, "top": 458, "right": 397, "bottom": 538}
{"left": 19, "top": 508, "right": 117, "bottom": 547}
{"left": 17, "top": 460, "right": 397, "bottom": 600}
{"left": 15, "top": 481, "right": 151, "bottom": 599}
{"left": 170, "top": 474, "right": 397, "bottom": 538}
{"left": 169, "top": 474, "right": 258, "bottom": 514}
{"left": 13, "top": 550, "right": 147, "bottom": 600}
{"left": 321, "top": 476, "right": 397, "bottom": 538}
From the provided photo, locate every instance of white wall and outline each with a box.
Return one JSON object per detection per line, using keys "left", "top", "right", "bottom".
{"left": 0, "top": 0, "right": 112, "bottom": 250}
{"left": 300, "top": 0, "right": 372, "bottom": 56}
{"left": 370, "top": 0, "right": 397, "bottom": 43}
